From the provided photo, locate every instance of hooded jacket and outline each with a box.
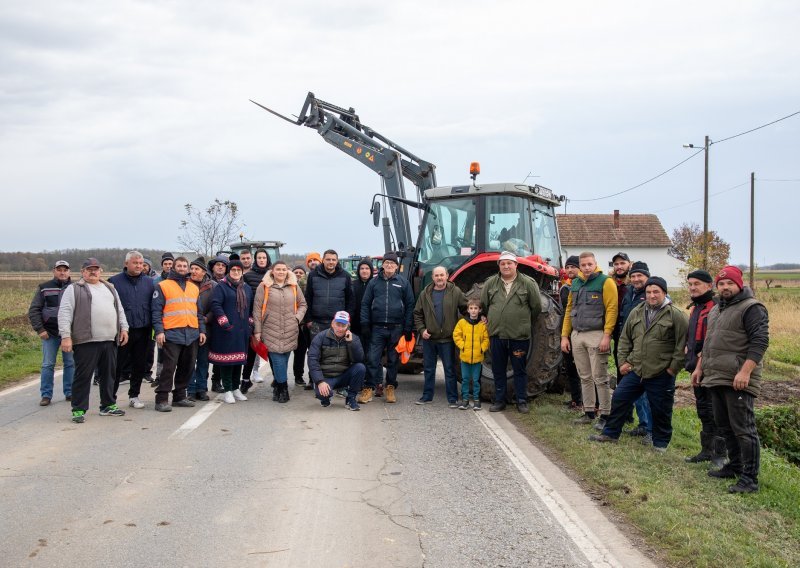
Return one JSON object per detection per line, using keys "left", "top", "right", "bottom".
{"left": 108, "top": 269, "right": 154, "bottom": 329}
{"left": 413, "top": 281, "right": 467, "bottom": 342}
{"left": 350, "top": 259, "right": 374, "bottom": 336}
{"left": 305, "top": 264, "right": 353, "bottom": 324}
{"left": 453, "top": 316, "right": 490, "bottom": 364}
{"left": 360, "top": 268, "right": 414, "bottom": 331}
{"left": 252, "top": 269, "right": 307, "bottom": 353}
{"left": 28, "top": 276, "right": 72, "bottom": 337}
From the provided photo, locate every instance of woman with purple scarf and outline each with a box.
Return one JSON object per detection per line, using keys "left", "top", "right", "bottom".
{"left": 208, "top": 260, "right": 254, "bottom": 404}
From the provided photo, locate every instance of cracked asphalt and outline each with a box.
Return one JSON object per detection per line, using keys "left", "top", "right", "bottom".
{"left": 1, "top": 368, "right": 598, "bottom": 567}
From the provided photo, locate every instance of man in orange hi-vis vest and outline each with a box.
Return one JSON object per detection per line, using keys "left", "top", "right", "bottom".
{"left": 151, "top": 257, "right": 206, "bottom": 413}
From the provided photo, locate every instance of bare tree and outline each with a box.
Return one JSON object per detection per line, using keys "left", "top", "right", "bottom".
{"left": 177, "top": 199, "right": 244, "bottom": 257}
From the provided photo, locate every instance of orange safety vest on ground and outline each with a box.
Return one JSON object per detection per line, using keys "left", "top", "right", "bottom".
{"left": 159, "top": 279, "right": 199, "bottom": 330}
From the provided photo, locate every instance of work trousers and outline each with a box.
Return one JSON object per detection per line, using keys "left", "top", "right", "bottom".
{"left": 694, "top": 386, "right": 718, "bottom": 435}
{"left": 114, "top": 326, "right": 151, "bottom": 400}
{"left": 710, "top": 386, "right": 760, "bottom": 484}
{"left": 563, "top": 349, "right": 581, "bottom": 405}
{"left": 603, "top": 371, "right": 676, "bottom": 448}
{"left": 155, "top": 340, "right": 198, "bottom": 404}
{"left": 366, "top": 326, "right": 402, "bottom": 389}
{"left": 421, "top": 340, "right": 457, "bottom": 403}
{"left": 293, "top": 325, "right": 311, "bottom": 380}
{"left": 571, "top": 329, "right": 611, "bottom": 415}
{"left": 315, "top": 363, "right": 366, "bottom": 402}
{"left": 490, "top": 337, "right": 529, "bottom": 404}
{"left": 72, "top": 341, "right": 117, "bottom": 413}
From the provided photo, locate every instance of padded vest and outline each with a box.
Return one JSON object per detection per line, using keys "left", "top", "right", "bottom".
{"left": 570, "top": 273, "right": 608, "bottom": 332}
{"left": 702, "top": 297, "right": 763, "bottom": 393}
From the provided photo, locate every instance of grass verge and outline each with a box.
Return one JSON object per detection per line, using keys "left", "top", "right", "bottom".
{"left": 515, "top": 395, "right": 800, "bottom": 567}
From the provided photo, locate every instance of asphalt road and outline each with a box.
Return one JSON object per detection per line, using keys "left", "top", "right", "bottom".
{"left": 0, "top": 363, "right": 654, "bottom": 568}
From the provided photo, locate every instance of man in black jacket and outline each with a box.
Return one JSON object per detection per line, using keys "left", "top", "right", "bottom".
{"left": 308, "top": 311, "right": 365, "bottom": 411}
{"left": 108, "top": 251, "right": 154, "bottom": 410}
{"left": 305, "top": 249, "right": 353, "bottom": 336}
{"left": 358, "top": 253, "right": 414, "bottom": 404}
{"left": 28, "top": 260, "right": 74, "bottom": 406}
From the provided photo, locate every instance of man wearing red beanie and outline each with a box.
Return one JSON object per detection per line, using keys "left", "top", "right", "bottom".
{"left": 693, "top": 265, "right": 770, "bottom": 493}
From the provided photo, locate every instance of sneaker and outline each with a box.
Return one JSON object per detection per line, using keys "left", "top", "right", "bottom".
{"left": 385, "top": 385, "right": 397, "bottom": 403}
{"left": 375, "top": 384, "right": 384, "bottom": 398}
{"left": 99, "top": 404, "right": 125, "bottom": 417}
{"left": 345, "top": 397, "right": 360, "bottom": 411}
{"left": 414, "top": 398, "right": 432, "bottom": 405}
{"left": 573, "top": 415, "right": 594, "bottom": 425}
{"left": 336, "top": 388, "right": 347, "bottom": 398}
{"left": 357, "top": 387, "right": 374, "bottom": 404}
{"left": 588, "top": 434, "right": 618, "bottom": 443}
{"left": 708, "top": 465, "right": 739, "bottom": 479}
{"left": 221, "top": 391, "right": 235, "bottom": 404}
{"left": 593, "top": 418, "right": 607, "bottom": 431}
{"left": 129, "top": 397, "right": 145, "bottom": 409}
{"left": 641, "top": 433, "right": 654, "bottom": 447}
{"left": 154, "top": 402, "right": 173, "bottom": 412}
{"left": 232, "top": 389, "right": 247, "bottom": 401}
{"left": 39, "top": 397, "right": 51, "bottom": 406}
{"left": 489, "top": 402, "right": 506, "bottom": 412}
{"left": 628, "top": 424, "right": 647, "bottom": 437}
{"left": 173, "top": 398, "right": 196, "bottom": 407}
{"left": 459, "top": 400, "right": 471, "bottom": 410}
{"left": 728, "top": 479, "right": 759, "bottom": 494}
{"left": 472, "top": 401, "right": 482, "bottom": 411}
{"left": 517, "top": 402, "right": 530, "bottom": 414}
{"left": 448, "top": 401, "right": 459, "bottom": 409}
{"left": 71, "top": 410, "right": 85, "bottom": 423}
{"left": 320, "top": 397, "right": 331, "bottom": 407}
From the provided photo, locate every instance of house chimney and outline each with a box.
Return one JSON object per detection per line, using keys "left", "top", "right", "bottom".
{"left": 613, "top": 209, "right": 620, "bottom": 229}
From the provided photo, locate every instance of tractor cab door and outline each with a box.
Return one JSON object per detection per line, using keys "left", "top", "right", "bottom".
{"left": 485, "top": 195, "right": 534, "bottom": 257}
{"left": 416, "top": 196, "right": 477, "bottom": 277}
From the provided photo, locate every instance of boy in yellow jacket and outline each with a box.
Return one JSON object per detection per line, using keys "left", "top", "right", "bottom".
{"left": 453, "top": 298, "right": 490, "bottom": 410}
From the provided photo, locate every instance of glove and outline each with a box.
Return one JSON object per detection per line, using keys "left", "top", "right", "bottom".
{"left": 404, "top": 330, "right": 413, "bottom": 342}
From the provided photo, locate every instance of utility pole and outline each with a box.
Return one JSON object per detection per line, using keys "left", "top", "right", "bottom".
{"left": 750, "top": 172, "right": 755, "bottom": 290}
{"left": 703, "top": 135, "right": 710, "bottom": 270}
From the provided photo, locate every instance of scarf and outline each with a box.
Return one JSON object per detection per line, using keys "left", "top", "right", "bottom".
{"left": 226, "top": 276, "right": 248, "bottom": 319}
{"left": 690, "top": 289, "right": 715, "bottom": 308}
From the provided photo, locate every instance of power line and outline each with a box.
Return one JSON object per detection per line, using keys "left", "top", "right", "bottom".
{"left": 653, "top": 181, "right": 749, "bottom": 213}
{"left": 759, "top": 178, "right": 800, "bottom": 182}
{"left": 570, "top": 109, "right": 800, "bottom": 203}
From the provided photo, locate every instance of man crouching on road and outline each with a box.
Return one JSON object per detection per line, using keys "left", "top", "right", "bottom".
{"left": 308, "top": 311, "right": 365, "bottom": 411}
{"left": 589, "top": 276, "right": 688, "bottom": 452}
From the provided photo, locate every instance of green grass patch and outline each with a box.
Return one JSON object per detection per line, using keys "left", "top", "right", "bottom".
{"left": 517, "top": 395, "right": 800, "bottom": 567}
{"left": 757, "top": 271, "right": 800, "bottom": 281}
{"left": 0, "top": 327, "right": 42, "bottom": 388}
{"left": 757, "top": 403, "right": 800, "bottom": 466}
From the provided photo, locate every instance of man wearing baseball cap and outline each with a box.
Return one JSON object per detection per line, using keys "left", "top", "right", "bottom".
{"left": 559, "top": 256, "right": 582, "bottom": 409}
{"left": 480, "top": 251, "right": 542, "bottom": 414}
{"left": 28, "top": 260, "right": 74, "bottom": 406}
{"left": 694, "top": 266, "right": 769, "bottom": 493}
{"left": 307, "top": 311, "right": 365, "bottom": 411}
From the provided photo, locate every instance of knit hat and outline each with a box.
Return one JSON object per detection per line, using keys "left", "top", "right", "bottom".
{"left": 687, "top": 269, "right": 713, "bottom": 284}
{"left": 645, "top": 276, "right": 668, "bottom": 293}
{"left": 208, "top": 255, "right": 229, "bottom": 272}
{"left": 629, "top": 261, "right": 650, "bottom": 277}
{"left": 306, "top": 252, "right": 322, "bottom": 267}
{"left": 228, "top": 259, "right": 244, "bottom": 271}
{"left": 564, "top": 255, "right": 580, "bottom": 268}
{"left": 715, "top": 265, "right": 744, "bottom": 289}
{"left": 292, "top": 265, "right": 306, "bottom": 273}
{"left": 498, "top": 251, "right": 518, "bottom": 263}
{"left": 190, "top": 256, "right": 208, "bottom": 273}
{"left": 229, "top": 253, "right": 240, "bottom": 261}
{"left": 333, "top": 311, "right": 350, "bottom": 324}
{"left": 161, "top": 252, "right": 175, "bottom": 265}
{"left": 383, "top": 252, "right": 399, "bottom": 265}
{"left": 143, "top": 258, "right": 153, "bottom": 269}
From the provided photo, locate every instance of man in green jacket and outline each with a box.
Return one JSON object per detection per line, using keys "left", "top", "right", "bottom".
{"left": 413, "top": 266, "right": 467, "bottom": 406}
{"left": 480, "top": 251, "right": 541, "bottom": 414}
{"left": 590, "top": 276, "right": 688, "bottom": 451}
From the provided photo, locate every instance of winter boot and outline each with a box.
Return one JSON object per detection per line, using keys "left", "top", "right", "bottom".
{"left": 685, "top": 431, "right": 714, "bottom": 463}
{"left": 277, "top": 382, "right": 290, "bottom": 403}
{"left": 711, "top": 436, "right": 728, "bottom": 469}
{"left": 240, "top": 379, "right": 253, "bottom": 395}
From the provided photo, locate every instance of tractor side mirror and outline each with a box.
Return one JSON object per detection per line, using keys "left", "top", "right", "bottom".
{"left": 371, "top": 201, "right": 381, "bottom": 227}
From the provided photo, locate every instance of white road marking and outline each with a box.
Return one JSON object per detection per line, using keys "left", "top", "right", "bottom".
{"left": 476, "top": 411, "right": 622, "bottom": 568}
{"left": 169, "top": 401, "right": 222, "bottom": 439}
{"left": 0, "top": 375, "right": 48, "bottom": 397}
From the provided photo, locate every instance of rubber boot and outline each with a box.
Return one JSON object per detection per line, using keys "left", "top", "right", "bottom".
{"left": 711, "top": 436, "right": 728, "bottom": 469}
{"left": 685, "top": 431, "right": 714, "bottom": 463}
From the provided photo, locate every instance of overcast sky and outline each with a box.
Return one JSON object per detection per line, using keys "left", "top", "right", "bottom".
{"left": 1, "top": 1, "right": 798, "bottom": 265}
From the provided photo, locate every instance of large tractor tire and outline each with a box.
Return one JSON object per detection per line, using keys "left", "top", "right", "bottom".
{"left": 468, "top": 287, "right": 563, "bottom": 403}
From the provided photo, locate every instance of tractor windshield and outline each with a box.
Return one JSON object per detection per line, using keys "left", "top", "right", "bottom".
{"left": 531, "top": 201, "right": 560, "bottom": 265}
{"left": 417, "top": 197, "right": 477, "bottom": 271}
{"left": 486, "top": 195, "right": 534, "bottom": 257}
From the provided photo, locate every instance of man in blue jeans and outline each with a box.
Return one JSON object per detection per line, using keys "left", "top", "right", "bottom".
{"left": 412, "top": 266, "right": 467, "bottom": 406}
{"left": 28, "top": 260, "right": 74, "bottom": 406}
{"left": 308, "top": 311, "right": 365, "bottom": 411}
{"left": 589, "top": 276, "right": 688, "bottom": 451}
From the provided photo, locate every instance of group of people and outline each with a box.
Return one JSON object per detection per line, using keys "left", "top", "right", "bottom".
{"left": 559, "top": 251, "right": 769, "bottom": 494}
{"left": 28, "top": 246, "right": 769, "bottom": 493}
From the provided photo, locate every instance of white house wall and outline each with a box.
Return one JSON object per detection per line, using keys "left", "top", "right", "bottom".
{"left": 561, "top": 247, "right": 686, "bottom": 288}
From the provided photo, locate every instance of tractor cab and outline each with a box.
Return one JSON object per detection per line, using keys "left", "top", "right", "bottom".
{"left": 414, "top": 183, "right": 563, "bottom": 290}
